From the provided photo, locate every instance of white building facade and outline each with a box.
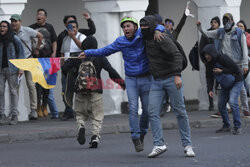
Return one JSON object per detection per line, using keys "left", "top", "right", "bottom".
{"left": 0, "top": 0, "right": 248, "bottom": 120}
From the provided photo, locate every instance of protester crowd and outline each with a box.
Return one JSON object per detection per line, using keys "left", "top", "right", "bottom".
{"left": 0, "top": 1, "right": 249, "bottom": 158}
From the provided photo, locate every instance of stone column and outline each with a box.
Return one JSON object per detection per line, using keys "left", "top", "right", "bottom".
{"left": 82, "top": 0, "right": 149, "bottom": 114}
{"left": 192, "top": 0, "right": 242, "bottom": 111}
{"left": 0, "top": 0, "right": 28, "bottom": 121}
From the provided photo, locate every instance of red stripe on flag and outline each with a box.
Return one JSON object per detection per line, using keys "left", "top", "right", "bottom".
{"left": 49, "top": 58, "right": 61, "bottom": 75}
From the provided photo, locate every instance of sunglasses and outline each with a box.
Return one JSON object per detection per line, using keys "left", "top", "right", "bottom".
{"left": 165, "top": 21, "right": 173, "bottom": 25}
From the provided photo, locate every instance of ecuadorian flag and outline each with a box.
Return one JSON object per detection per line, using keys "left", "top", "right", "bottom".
{"left": 9, "top": 58, "right": 61, "bottom": 89}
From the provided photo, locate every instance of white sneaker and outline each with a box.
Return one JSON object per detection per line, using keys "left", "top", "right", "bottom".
{"left": 148, "top": 145, "right": 167, "bottom": 158}
{"left": 166, "top": 105, "right": 171, "bottom": 112}
{"left": 184, "top": 146, "right": 195, "bottom": 157}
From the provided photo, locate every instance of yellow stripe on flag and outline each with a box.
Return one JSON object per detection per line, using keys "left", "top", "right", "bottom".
{"left": 9, "top": 58, "right": 55, "bottom": 89}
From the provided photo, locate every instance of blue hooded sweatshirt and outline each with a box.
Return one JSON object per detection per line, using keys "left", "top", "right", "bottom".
{"left": 84, "top": 26, "right": 165, "bottom": 77}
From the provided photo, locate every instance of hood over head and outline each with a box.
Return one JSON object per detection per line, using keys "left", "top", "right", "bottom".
{"left": 140, "top": 15, "right": 158, "bottom": 40}
{"left": 201, "top": 44, "right": 219, "bottom": 63}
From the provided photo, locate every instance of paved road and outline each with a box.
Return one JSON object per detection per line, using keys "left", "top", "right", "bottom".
{"left": 0, "top": 126, "right": 249, "bottom": 167}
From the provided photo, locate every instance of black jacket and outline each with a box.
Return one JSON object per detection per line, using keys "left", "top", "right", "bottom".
{"left": 56, "top": 19, "right": 96, "bottom": 57}
{"left": 199, "top": 28, "right": 215, "bottom": 55}
{"left": 172, "top": 13, "right": 187, "bottom": 40}
{"left": 201, "top": 44, "right": 243, "bottom": 93}
{"left": 62, "top": 36, "right": 125, "bottom": 93}
{"left": 141, "top": 15, "right": 183, "bottom": 79}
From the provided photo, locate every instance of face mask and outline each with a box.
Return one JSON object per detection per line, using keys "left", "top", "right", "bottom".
{"left": 141, "top": 28, "right": 152, "bottom": 40}
{"left": 224, "top": 21, "right": 233, "bottom": 32}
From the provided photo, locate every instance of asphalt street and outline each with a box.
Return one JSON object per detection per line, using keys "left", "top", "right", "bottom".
{"left": 0, "top": 127, "right": 249, "bottom": 167}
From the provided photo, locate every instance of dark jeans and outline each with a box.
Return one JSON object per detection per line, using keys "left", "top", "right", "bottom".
{"left": 61, "top": 72, "right": 74, "bottom": 115}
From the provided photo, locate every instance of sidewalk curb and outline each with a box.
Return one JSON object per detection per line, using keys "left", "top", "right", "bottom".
{"left": 0, "top": 117, "right": 249, "bottom": 144}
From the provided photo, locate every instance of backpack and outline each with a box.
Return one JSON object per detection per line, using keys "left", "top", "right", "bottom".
{"left": 171, "top": 38, "right": 188, "bottom": 71}
{"left": 213, "top": 63, "right": 235, "bottom": 90}
{"left": 189, "top": 41, "right": 199, "bottom": 71}
{"left": 74, "top": 60, "right": 98, "bottom": 94}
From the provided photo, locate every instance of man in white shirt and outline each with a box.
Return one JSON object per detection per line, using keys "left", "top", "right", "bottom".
{"left": 60, "top": 20, "right": 86, "bottom": 120}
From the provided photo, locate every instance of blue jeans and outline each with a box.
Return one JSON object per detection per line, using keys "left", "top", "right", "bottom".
{"left": 61, "top": 73, "right": 74, "bottom": 114}
{"left": 48, "top": 88, "right": 59, "bottom": 117}
{"left": 148, "top": 76, "right": 192, "bottom": 147}
{"left": 125, "top": 75, "right": 152, "bottom": 139}
{"left": 218, "top": 81, "right": 243, "bottom": 128}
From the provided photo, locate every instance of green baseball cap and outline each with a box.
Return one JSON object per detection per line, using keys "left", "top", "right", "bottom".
{"left": 10, "top": 14, "right": 21, "bottom": 21}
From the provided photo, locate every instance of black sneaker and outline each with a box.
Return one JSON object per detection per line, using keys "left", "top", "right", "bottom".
{"left": 89, "top": 135, "right": 100, "bottom": 148}
{"left": 243, "top": 111, "right": 250, "bottom": 118}
{"left": 60, "top": 113, "right": 74, "bottom": 121}
{"left": 77, "top": 127, "right": 86, "bottom": 145}
{"left": 51, "top": 116, "right": 59, "bottom": 119}
{"left": 211, "top": 112, "right": 221, "bottom": 118}
{"left": 9, "top": 115, "right": 18, "bottom": 125}
{"left": 132, "top": 138, "right": 144, "bottom": 152}
{"left": 232, "top": 127, "right": 242, "bottom": 135}
{"left": 215, "top": 127, "right": 231, "bottom": 133}
{"left": 140, "top": 135, "right": 144, "bottom": 148}
{"left": 0, "top": 114, "right": 7, "bottom": 125}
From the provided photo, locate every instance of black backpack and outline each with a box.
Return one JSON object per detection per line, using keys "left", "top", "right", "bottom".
{"left": 189, "top": 41, "right": 199, "bottom": 71}
{"left": 172, "top": 38, "right": 188, "bottom": 71}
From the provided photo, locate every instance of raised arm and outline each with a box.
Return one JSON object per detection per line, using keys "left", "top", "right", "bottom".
{"left": 78, "top": 13, "right": 96, "bottom": 36}
{"left": 173, "top": 12, "right": 187, "bottom": 40}
{"left": 197, "top": 22, "right": 218, "bottom": 39}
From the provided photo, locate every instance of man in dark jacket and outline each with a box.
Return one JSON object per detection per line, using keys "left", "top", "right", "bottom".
{"left": 199, "top": 16, "right": 220, "bottom": 114}
{"left": 201, "top": 44, "right": 243, "bottom": 135}
{"left": 139, "top": 15, "right": 195, "bottom": 158}
{"left": 62, "top": 35, "right": 125, "bottom": 148}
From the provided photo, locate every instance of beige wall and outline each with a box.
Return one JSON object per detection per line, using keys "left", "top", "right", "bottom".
{"left": 240, "top": 0, "right": 250, "bottom": 28}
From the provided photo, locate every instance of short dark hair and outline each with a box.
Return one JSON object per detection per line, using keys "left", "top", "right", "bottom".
{"left": 165, "top": 18, "right": 174, "bottom": 27}
{"left": 37, "top": 8, "right": 47, "bottom": 16}
{"left": 67, "top": 20, "right": 78, "bottom": 28}
{"left": 63, "top": 15, "right": 77, "bottom": 24}
{"left": 237, "top": 20, "right": 248, "bottom": 31}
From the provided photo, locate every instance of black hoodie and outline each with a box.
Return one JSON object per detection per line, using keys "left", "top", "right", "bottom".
{"left": 62, "top": 36, "right": 126, "bottom": 93}
{"left": 201, "top": 44, "right": 243, "bottom": 93}
{"left": 140, "top": 15, "right": 183, "bottom": 79}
